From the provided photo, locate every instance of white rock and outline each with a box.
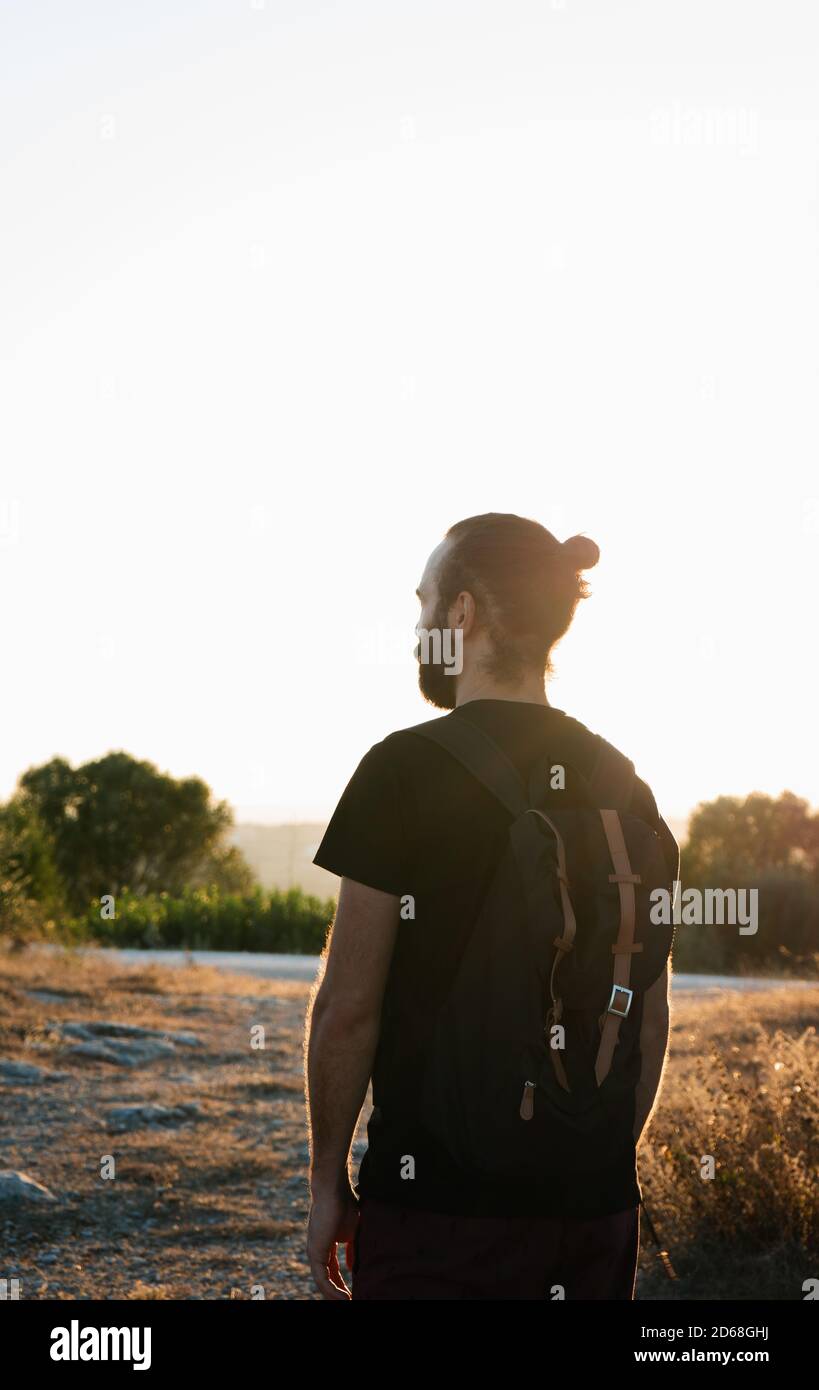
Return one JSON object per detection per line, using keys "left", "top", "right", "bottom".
{"left": 0, "top": 1060, "right": 69, "bottom": 1084}
{"left": 60, "top": 1021, "right": 201, "bottom": 1047}
{"left": 0, "top": 1171, "right": 57, "bottom": 1204}
{"left": 105, "top": 1103, "right": 203, "bottom": 1132}
{"left": 67, "top": 1038, "right": 177, "bottom": 1067}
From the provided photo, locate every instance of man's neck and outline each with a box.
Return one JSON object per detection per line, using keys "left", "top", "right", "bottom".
{"left": 454, "top": 673, "right": 549, "bottom": 708}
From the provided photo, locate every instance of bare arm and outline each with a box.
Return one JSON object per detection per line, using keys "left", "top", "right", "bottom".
{"left": 633, "top": 961, "right": 671, "bottom": 1146}
{"left": 304, "top": 876, "right": 400, "bottom": 1298}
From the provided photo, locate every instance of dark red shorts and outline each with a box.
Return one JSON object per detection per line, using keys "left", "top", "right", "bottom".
{"left": 351, "top": 1197, "right": 640, "bottom": 1300}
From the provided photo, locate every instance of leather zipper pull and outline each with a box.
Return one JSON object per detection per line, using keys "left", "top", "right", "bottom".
{"left": 519, "top": 1080, "right": 535, "bottom": 1121}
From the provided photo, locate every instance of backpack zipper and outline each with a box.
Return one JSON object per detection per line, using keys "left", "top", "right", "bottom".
{"left": 519, "top": 1080, "right": 535, "bottom": 1121}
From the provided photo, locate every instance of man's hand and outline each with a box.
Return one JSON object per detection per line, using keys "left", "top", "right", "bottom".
{"left": 307, "top": 1180, "right": 360, "bottom": 1300}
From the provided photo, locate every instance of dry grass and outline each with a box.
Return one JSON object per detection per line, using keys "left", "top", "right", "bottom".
{"left": 636, "top": 988, "right": 818, "bottom": 1300}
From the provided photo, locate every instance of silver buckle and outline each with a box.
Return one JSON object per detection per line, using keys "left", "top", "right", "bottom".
{"left": 607, "top": 984, "right": 633, "bottom": 1018}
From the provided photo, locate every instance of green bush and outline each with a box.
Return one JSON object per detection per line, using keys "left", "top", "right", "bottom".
{"left": 64, "top": 885, "right": 336, "bottom": 953}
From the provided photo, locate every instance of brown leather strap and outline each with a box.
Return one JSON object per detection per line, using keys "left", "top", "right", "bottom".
{"left": 526, "top": 809, "right": 577, "bottom": 956}
{"left": 526, "top": 809, "right": 575, "bottom": 1093}
{"left": 545, "top": 1004, "right": 571, "bottom": 1091}
{"left": 595, "top": 809, "right": 641, "bottom": 1086}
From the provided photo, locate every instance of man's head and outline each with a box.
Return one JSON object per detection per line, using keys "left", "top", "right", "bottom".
{"left": 415, "top": 513, "right": 599, "bottom": 709}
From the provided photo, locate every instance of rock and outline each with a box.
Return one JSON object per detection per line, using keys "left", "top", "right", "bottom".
{"left": 26, "top": 990, "right": 86, "bottom": 1004}
{"left": 67, "top": 1039, "right": 177, "bottom": 1067}
{"left": 59, "top": 1022, "right": 201, "bottom": 1047}
{"left": 0, "top": 1171, "right": 57, "bottom": 1205}
{"left": 162, "top": 1030, "right": 201, "bottom": 1047}
{"left": 104, "top": 1103, "right": 203, "bottom": 1132}
{"left": 0, "top": 1060, "right": 69, "bottom": 1084}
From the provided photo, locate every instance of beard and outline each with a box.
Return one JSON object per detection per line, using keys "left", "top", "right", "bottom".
{"left": 416, "top": 600, "right": 459, "bottom": 709}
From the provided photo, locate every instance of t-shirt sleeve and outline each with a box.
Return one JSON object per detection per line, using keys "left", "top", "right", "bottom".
{"left": 312, "top": 738, "right": 408, "bottom": 896}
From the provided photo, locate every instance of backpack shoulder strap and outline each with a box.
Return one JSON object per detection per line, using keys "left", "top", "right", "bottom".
{"left": 406, "top": 715, "right": 528, "bottom": 819}
{"left": 588, "top": 738, "right": 637, "bottom": 811}
{"left": 587, "top": 740, "right": 641, "bottom": 1086}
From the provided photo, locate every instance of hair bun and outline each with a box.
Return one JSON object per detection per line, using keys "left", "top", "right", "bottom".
{"left": 561, "top": 534, "right": 600, "bottom": 571}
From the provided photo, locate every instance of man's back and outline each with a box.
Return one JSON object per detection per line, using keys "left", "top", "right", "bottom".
{"left": 314, "top": 697, "right": 679, "bottom": 1221}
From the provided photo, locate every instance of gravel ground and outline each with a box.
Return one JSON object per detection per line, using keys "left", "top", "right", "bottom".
{"left": 0, "top": 946, "right": 364, "bottom": 1300}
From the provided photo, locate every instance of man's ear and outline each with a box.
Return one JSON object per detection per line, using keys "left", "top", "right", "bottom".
{"left": 452, "top": 589, "right": 477, "bottom": 635}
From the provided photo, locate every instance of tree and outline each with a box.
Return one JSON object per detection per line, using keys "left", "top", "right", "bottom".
{"left": 17, "top": 752, "right": 255, "bottom": 913}
{"left": 0, "top": 795, "right": 65, "bottom": 914}
{"left": 678, "top": 790, "right": 819, "bottom": 976}
{"left": 0, "top": 806, "right": 59, "bottom": 945}
{"left": 682, "top": 790, "right": 819, "bottom": 884}
{"left": 188, "top": 843, "right": 257, "bottom": 895}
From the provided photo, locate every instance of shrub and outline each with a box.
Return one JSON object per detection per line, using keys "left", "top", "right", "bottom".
{"left": 64, "top": 885, "right": 336, "bottom": 953}
{"left": 639, "top": 997, "right": 818, "bottom": 1298}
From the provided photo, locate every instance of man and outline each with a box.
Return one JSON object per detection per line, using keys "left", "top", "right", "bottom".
{"left": 305, "top": 512, "right": 677, "bottom": 1300}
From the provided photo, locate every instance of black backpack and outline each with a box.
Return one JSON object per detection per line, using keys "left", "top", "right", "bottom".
{"left": 408, "top": 714, "right": 675, "bottom": 1183}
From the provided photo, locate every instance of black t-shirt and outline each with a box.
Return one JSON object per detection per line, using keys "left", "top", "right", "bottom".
{"left": 313, "top": 699, "right": 679, "bottom": 1219}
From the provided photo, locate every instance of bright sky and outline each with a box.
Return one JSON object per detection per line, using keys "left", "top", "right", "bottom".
{"left": 1, "top": 1, "right": 817, "bottom": 832}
